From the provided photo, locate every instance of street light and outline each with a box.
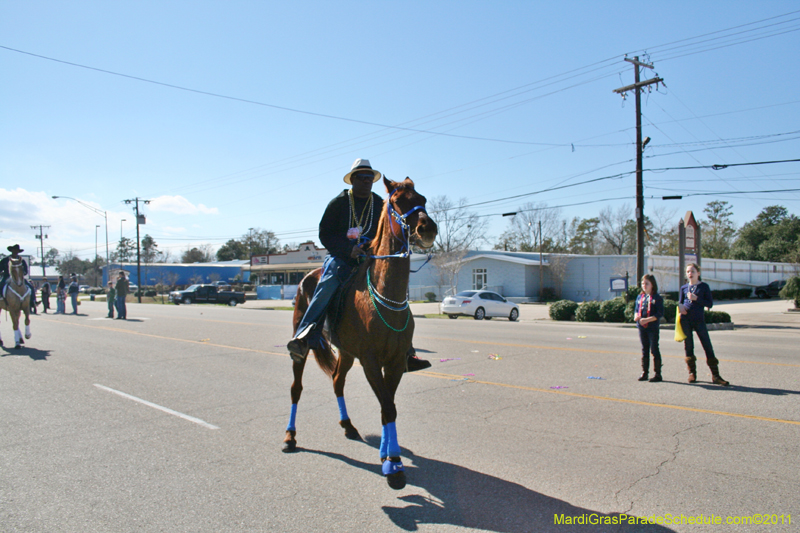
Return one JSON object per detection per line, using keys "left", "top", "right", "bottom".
{"left": 121, "top": 219, "right": 126, "bottom": 240}
{"left": 52, "top": 196, "right": 109, "bottom": 282}
{"left": 95, "top": 225, "right": 101, "bottom": 286}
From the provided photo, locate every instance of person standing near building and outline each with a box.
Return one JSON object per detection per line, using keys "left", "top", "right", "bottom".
{"left": 634, "top": 274, "right": 664, "bottom": 382}
{"left": 115, "top": 272, "right": 129, "bottom": 319}
{"left": 40, "top": 278, "right": 51, "bottom": 313}
{"left": 56, "top": 275, "right": 66, "bottom": 314}
{"left": 106, "top": 281, "right": 116, "bottom": 319}
{"left": 679, "top": 263, "right": 730, "bottom": 386}
{"left": 67, "top": 275, "right": 80, "bottom": 315}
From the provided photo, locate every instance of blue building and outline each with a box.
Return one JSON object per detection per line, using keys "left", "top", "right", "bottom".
{"left": 102, "top": 261, "right": 248, "bottom": 287}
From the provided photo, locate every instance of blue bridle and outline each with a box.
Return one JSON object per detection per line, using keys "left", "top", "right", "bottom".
{"left": 368, "top": 188, "right": 431, "bottom": 265}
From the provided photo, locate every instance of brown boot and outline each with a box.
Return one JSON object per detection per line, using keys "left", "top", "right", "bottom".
{"left": 685, "top": 356, "right": 697, "bottom": 383}
{"left": 708, "top": 358, "right": 730, "bottom": 386}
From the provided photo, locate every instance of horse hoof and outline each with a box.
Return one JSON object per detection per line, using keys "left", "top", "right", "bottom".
{"left": 339, "top": 419, "right": 361, "bottom": 440}
{"left": 282, "top": 430, "right": 297, "bottom": 453}
{"left": 382, "top": 459, "right": 406, "bottom": 490}
{"left": 25, "top": 334, "right": 31, "bottom": 340}
{"left": 387, "top": 471, "right": 406, "bottom": 490}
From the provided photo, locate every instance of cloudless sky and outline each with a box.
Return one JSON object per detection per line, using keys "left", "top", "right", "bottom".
{"left": 2, "top": 1, "right": 799, "bottom": 262}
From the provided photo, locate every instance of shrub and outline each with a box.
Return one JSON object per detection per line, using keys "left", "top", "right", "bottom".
{"left": 549, "top": 299, "right": 578, "bottom": 321}
{"left": 712, "top": 288, "right": 754, "bottom": 301}
{"left": 89, "top": 287, "right": 106, "bottom": 295}
{"left": 779, "top": 276, "right": 800, "bottom": 308}
{"left": 663, "top": 299, "right": 678, "bottom": 324}
{"left": 662, "top": 291, "right": 679, "bottom": 301}
{"left": 540, "top": 287, "right": 557, "bottom": 302}
{"left": 575, "top": 301, "right": 601, "bottom": 322}
{"left": 145, "top": 289, "right": 157, "bottom": 297}
{"left": 624, "top": 301, "right": 636, "bottom": 323}
{"left": 599, "top": 297, "right": 626, "bottom": 323}
{"left": 704, "top": 310, "right": 731, "bottom": 324}
{"left": 624, "top": 286, "right": 640, "bottom": 303}
{"left": 425, "top": 292, "right": 437, "bottom": 302}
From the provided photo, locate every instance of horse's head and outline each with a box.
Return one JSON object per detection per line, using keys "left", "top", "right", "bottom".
{"left": 384, "top": 176, "right": 438, "bottom": 250}
{"left": 9, "top": 258, "right": 26, "bottom": 285}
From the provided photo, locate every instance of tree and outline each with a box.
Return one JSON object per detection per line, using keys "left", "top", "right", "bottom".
{"left": 57, "top": 250, "right": 92, "bottom": 278}
{"left": 649, "top": 205, "right": 679, "bottom": 256}
{"left": 112, "top": 237, "right": 135, "bottom": 263}
{"left": 567, "top": 217, "right": 600, "bottom": 254}
{"left": 597, "top": 205, "right": 634, "bottom": 255}
{"left": 216, "top": 239, "right": 249, "bottom": 261}
{"left": 429, "top": 195, "right": 489, "bottom": 253}
{"left": 43, "top": 248, "right": 60, "bottom": 267}
{"left": 731, "top": 205, "right": 800, "bottom": 262}
{"left": 431, "top": 248, "right": 468, "bottom": 296}
{"left": 141, "top": 234, "right": 161, "bottom": 264}
{"left": 701, "top": 201, "right": 736, "bottom": 259}
{"left": 181, "top": 245, "right": 214, "bottom": 263}
{"left": 244, "top": 229, "right": 280, "bottom": 256}
{"left": 493, "top": 202, "right": 565, "bottom": 253}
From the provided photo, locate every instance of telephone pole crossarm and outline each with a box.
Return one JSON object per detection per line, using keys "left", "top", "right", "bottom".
{"left": 613, "top": 76, "right": 663, "bottom": 95}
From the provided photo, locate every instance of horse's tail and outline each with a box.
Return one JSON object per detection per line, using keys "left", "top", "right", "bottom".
{"left": 293, "top": 269, "right": 337, "bottom": 378}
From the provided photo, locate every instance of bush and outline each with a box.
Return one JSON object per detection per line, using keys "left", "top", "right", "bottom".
{"left": 575, "top": 301, "right": 601, "bottom": 322}
{"left": 663, "top": 299, "right": 678, "bottom": 324}
{"left": 624, "top": 286, "right": 640, "bottom": 303}
{"left": 599, "top": 297, "right": 626, "bottom": 323}
{"left": 662, "top": 291, "right": 679, "bottom": 301}
{"left": 624, "top": 301, "right": 636, "bottom": 323}
{"left": 549, "top": 299, "right": 578, "bottom": 321}
{"left": 711, "top": 288, "right": 753, "bottom": 301}
{"left": 89, "top": 287, "right": 106, "bottom": 295}
{"left": 540, "top": 287, "right": 557, "bottom": 302}
{"left": 779, "top": 276, "right": 800, "bottom": 308}
{"left": 425, "top": 291, "right": 437, "bottom": 302}
{"left": 704, "top": 310, "right": 731, "bottom": 324}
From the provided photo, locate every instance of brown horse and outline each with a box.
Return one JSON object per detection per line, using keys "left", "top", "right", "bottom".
{"left": 0, "top": 258, "right": 32, "bottom": 349}
{"left": 284, "top": 176, "right": 438, "bottom": 489}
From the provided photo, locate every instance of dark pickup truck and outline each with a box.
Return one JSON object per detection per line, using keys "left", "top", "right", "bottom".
{"left": 169, "top": 284, "right": 246, "bottom": 306}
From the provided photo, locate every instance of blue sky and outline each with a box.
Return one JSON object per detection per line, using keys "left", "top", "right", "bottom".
{"left": 2, "top": 1, "right": 799, "bottom": 262}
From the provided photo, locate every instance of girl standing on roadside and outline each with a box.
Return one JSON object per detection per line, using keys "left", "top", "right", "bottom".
{"left": 679, "top": 263, "right": 730, "bottom": 386}
{"left": 634, "top": 274, "right": 664, "bottom": 382}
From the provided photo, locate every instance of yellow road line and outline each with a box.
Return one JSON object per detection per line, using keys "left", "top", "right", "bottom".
{"left": 416, "top": 370, "right": 800, "bottom": 426}
{"left": 36, "top": 318, "right": 800, "bottom": 426}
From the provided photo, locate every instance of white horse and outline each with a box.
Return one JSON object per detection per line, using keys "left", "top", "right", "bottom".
{"left": 0, "top": 258, "right": 32, "bottom": 348}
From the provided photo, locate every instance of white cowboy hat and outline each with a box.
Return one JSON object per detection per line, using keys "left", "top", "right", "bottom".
{"left": 343, "top": 158, "right": 382, "bottom": 184}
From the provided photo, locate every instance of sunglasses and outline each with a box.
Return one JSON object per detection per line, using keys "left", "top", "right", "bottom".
{"left": 351, "top": 172, "right": 374, "bottom": 182}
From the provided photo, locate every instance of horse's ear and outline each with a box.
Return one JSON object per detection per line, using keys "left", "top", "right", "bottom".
{"left": 383, "top": 176, "right": 398, "bottom": 193}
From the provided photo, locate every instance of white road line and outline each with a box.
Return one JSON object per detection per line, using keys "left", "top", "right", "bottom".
{"left": 94, "top": 384, "right": 219, "bottom": 430}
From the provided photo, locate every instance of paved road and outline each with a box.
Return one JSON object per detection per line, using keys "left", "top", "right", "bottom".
{"left": 1, "top": 300, "right": 798, "bottom": 532}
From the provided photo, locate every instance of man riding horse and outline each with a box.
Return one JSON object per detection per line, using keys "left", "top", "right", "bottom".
{"left": 287, "top": 159, "right": 430, "bottom": 372}
{"left": 0, "top": 244, "right": 38, "bottom": 308}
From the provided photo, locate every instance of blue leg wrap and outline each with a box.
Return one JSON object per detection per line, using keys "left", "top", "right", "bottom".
{"left": 382, "top": 458, "right": 405, "bottom": 476}
{"left": 386, "top": 421, "right": 401, "bottom": 457}
{"left": 337, "top": 396, "right": 349, "bottom": 421}
{"left": 380, "top": 424, "right": 389, "bottom": 459}
{"left": 287, "top": 403, "right": 298, "bottom": 432}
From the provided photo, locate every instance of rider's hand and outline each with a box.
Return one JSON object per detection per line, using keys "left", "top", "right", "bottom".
{"left": 350, "top": 244, "right": 365, "bottom": 259}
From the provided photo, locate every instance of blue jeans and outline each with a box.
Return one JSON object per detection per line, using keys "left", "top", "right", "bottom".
{"left": 682, "top": 319, "right": 716, "bottom": 361}
{"left": 293, "top": 255, "right": 350, "bottom": 344}
{"left": 116, "top": 295, "right": 127, "bottom": 319}
{"left": 70, "top": 293, "right": 79, "bottom": 314}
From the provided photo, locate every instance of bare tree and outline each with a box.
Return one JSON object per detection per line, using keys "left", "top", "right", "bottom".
{"left": 429, "top": 196, "right": 489, "bottom": 253}
{"left": 431, "top": 248, "right": 468, "bottom": 296}
{"left": 649, "top": 205, "right": 679, "bottom": 256}
{"left": 547, "top": 254, "right": 571, "bottom": 298}
{"left": 598, "top": 204, "right": 633, "bottom": 254}
{"left": 495, "top": 202, "right": 565, "bottom": 252}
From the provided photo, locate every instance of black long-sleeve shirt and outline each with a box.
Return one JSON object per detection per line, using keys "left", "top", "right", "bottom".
{"left": 679, "top": 282, "right": 713, "bottom": 323}
{"left": 319, "top": 190, "right": 383, "bottom": 265}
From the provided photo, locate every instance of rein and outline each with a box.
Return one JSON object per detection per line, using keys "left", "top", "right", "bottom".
{"left": 363, "top": 188, "right": 431, "bottom": 332}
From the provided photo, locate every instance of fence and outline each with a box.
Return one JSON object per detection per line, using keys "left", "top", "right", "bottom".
{"left": 649, "top": 256, "right": 799, "bottom": 293}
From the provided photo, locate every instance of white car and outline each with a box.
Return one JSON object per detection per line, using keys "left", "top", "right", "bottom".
{"left": 440, "top": 290, "right": 520, "bottom": 321}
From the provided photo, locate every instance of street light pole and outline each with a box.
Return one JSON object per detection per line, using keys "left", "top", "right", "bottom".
{"left": 52, "top": 196, "right": 109, "bottom": 280}
{"left": 95, "top": 225, "right": 100, "bottom": 287}
{"left": 123, "top": 197, "right": 150, "bottom": 303}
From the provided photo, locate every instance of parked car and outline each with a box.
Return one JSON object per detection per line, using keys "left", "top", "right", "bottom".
{"left": 128, "top": 284, "right": 139, "bottom": 293}
{"left": 755, "top": 280, "right": 787, "bottom": 299}
{"left": 169, "top": 284, "right": 246, "bottom": 306}
{"left": 78, "top": 285, "right": 91, "bottom": 293}
{"left": 210, "top": 281, "right": 232, "bottom": 291}
{"left": 440, "top": 290, "right": 520, "bottom": 321}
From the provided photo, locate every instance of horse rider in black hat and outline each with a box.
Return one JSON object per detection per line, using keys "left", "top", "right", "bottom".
{"left": 0, "top": 244, "right": 38, "bottom": 309}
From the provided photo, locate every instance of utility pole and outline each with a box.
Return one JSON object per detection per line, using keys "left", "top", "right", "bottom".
{"left": 123, "top": 197, "right": 150, "bottom": 303}
{"left": 613, "top": 56, "right": 664, "bottom": 282}
{"left": 31, "top": 225, "right": 50, "bottom": 277}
